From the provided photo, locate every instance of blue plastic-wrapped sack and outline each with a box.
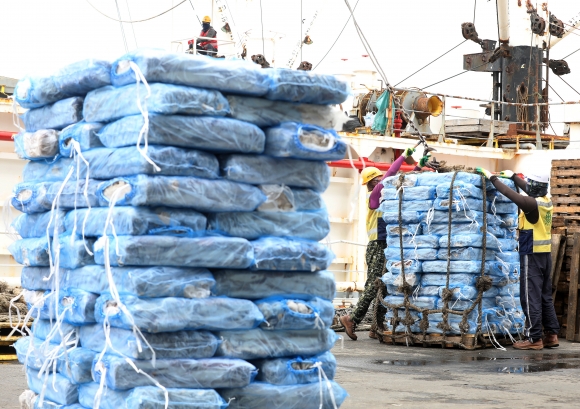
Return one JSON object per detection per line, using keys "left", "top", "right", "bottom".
{"left": 22, "top": 97, "right": 84, "bottom": 132}
{"left": 79, "top": 383, "right": 227, "bottom": 409}
{"left": 384, "top": 295, "right": 438, "bottom": 310}
{"left": 381, "top": 174, "right": 417, "bottom": 188}
{"left": 439, "top": 234, "right": 501, "bottom": 248}
{"left": 23, "top": 159, "right": 73, "bottom": 182}
{"left": 384, "top": 247, "right": 438, "bottom": 261}
{"left": 14, "top": 130, "right": 60, "bottom": 160}
{"left": 385, "top": 309, "right": 420, "bottom": 322}
{"left": 15, "top": 59, "right": 111, "bottom": 109}
{"left": 26, "top": 367, "right": 78, "bottom": 405}
{"left": 58, "top": 235, "right": 95, "bottom": 269}
{"left": 63, "top": 265, "right": 215, "bottom": 298}
{"left": 488, "top": 199, "right": 518, "bottom": 214}
{"left": 498, "top": 283, "right": 520, "bottom": 296}
{"left": 410, "top": 320, "right": 479, "bottom": 334}
{"left": 65, "top": 206, "right": 207, "bottom": 238}
{"left": 94, "top": 235, "right": 253, "bottom": 269}
{"left": 496, "top": 251, "right": 520, "bottom": 263}
{"left": 386, "top": 259, "right": 422, "bottom": 274}
{"left": 434, "top": 197, "right": 488, "bottom": 212}
{"left": 21, "top": 267, "right": 60, "bottom": 291}
{"left": 98, "top": 114, "right": 265, "bottom": 154}
{"left": 486, "top": 176, "right": 516, "bottom": 192}
{"left": 253, "top": 351, "right": 336, "bottom": 385}
{"left": 60, "top": 288, "right": 98, "bottom": 325}
{"left": 83, "top": 83, "right": 229, "bottom": 123}
{"left": 14, "top": 336, "right": 56, "bottom": 370}
{"left": 438, "top": 285, "right": 498, "bottom": 300}
{"left": 9, "top": 237, "right": 49, "bottom": 267}
{"left": 207, "top": 210, "right": 329, "bottom": 241}
{"left": 221, "top": 154, "right": 330, "bottom": 192}
{"left": 59, "top": 122, "right": 103, "bottom": 157}
{"left": 80, "top": 325, "right": 219, "bottom": 360}
{"left": 266, "top": 69, "right": 349, "bottom": 104}
{"left": 437, "top": 297, "right": 495, "bottom": 310}
{"left": 24, "top": 289, "right": 57, "bottom": 320}
{"left": 496, "top": 295, "right": 521, "bottom": 309}
{"left": 380, "top": 200, "right": 433, "bottom": 212}
{"left": 500, "top": 212, "right": 519, "bottom": 228}
{"left": 253, "top": 185, "right": 324, "bottom": 212}
{"left": 488, "top": 261, "right": 520, "bottom": 279}
{"left": 431, "top": 210, "right": 502, "bottom": 225}
{"left": 251, "top": 237, "right": 334, "bottom": 272}
{"left": 386, "top": 235, "right": 439, "bottom": 249}
{"left": 423, "top": 222, "right": 505, "bottom": 238}
{"left": 381, "top": 186, "right": 436, "bottom": 201}
{"left": 382, "top": 211, "right": 425, "bottom": 224}
{"left": 216, "top": 328, "right": 337, "bottom": 359}
{"left": 96, "top": 175, "right": 266, "bottom": 212}
{"left": 256, "top": 297, "right": 334, "bottom": 330}
{"left": 12, "top": 210, "right": 66, "bottom": 238}
{"left": 111, "top": 48, "right": 271, "bottom": 96}
{"left": 264, "top": 122, "right": 346, "bottom": 161}
{"left": 213, "top": 270, "right": 336, "bottom": 301}
{"left": 95, "top": 294, "right": 264, "bottom": 333}
{"left": 424, "top": 310, "right": 479, "bottom": 322}
{"left": 416, "top": 172, "right": 483, "bottom": 187}
{"left": 57, "top": 347, "right": 95, "bottom": 384}
{"left": 388, "top": 284, "right": 439, "bottom": 297}
{"left": 10, "top": 234, "right": 95, "bottom": 269}
{"left": 93, "top": 354, "right": 256, "bottom": 390}
{"left": 436, "top": 181, "right": 483, "bottom": 199}
{"left": 33, "top": 319, "right": 78, "bottom": 344}
{"left": 436, "top": 247, "right": 495, "bottom": 261}
{"left": 381, "top": 271, "right": 421, "bottom": 287}
{"left": 226, "top": 95, "right": 344, "bottom": 129}
{"left": 386, "top": 223, "right": 422, "bottom": 237}
{"left": 421, "top": 273, "right": 475, "bottom": 287}
{"left": 422, "top": 260, "right": 487, "bottom": 274}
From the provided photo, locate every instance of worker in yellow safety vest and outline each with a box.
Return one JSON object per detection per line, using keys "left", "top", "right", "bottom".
{"left": 477, "top": 167, "right": 559, "bottom": 350}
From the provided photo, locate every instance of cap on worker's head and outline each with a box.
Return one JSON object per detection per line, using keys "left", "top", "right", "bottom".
{"left": 361, "top": 167, "right": 383, "bottom": 185}
{"left": 202, "top": 16, "right": 211, "bottom": 23}
{"left": 526, "top": 169, "right": 550, "bottom": 184}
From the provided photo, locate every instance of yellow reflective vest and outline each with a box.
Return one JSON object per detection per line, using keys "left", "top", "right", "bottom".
{"left": 518, "top": 195, "right": 552, "bottom": 253}
{"left": 366, "top": 193, "right": 384, "bottom": 241}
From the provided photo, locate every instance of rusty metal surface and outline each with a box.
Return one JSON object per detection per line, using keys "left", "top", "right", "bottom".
{"left": 463, "top": 51, "right": 502, "bottom": 72}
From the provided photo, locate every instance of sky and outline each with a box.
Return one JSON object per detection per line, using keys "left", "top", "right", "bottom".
{"left": 1, "top": 0, "right": 579, "bottom": 131}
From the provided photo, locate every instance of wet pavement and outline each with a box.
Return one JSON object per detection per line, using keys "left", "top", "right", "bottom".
{"left": 333, "top": 332, "right": 580, "bottom": 408}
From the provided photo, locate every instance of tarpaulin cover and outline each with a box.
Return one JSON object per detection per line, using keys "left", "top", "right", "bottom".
{"left": 63, "top": 265, "right": 215, "bottom": 298}
{"left": 385, "top": 224, "right": 422, "bottom": 237}
{"left": 385, "top": 259, "right": 422, "bottom": 274}
{"left": 22, "top": 97, "right": 84, "bottom": 132}
{"left": 381, "top": 211, "right": 425, "bottom": 224}
{"left": 12, "top": 210, "right": 66, "bottom": 238}
{"left": 79, "top": 325, "right": 220, "bottom": 360}
{"left": 423, "top": 222, "right": 506, "bottom": 238}
{"left": 92, "top": 354, "right": 256, "bottom": 390}
{"left": 94, "top": 293, "right": 264, "bottom": 332}
{"left": 250, "top": 237, "right": 334, "bottom": 272}
{"left": 416, "top": 172, "right": 483, "bottom": 187}
{"left": 14, "top": 59, "right": 111, "bottom": 109}
{"left": 83, "top": 83, "right": 229, "bottom": 123}
{"left": 98, "top": 114, "right": 265, "bottom": 154}
{"left": 14, "top": 130, "right": 60, "bottom": 160}
{"left": 111, "top": 48, "right": 271, "bottom": 97}
{"left": 422, "top": 260, "right": 488, "bottom": 274}
{"left": 384, "top": 247, "right": 438, "bottom": 261}
{"left": 256, "top": 297, "right": 334, "bottom": 330}
{"left": 221, "top": 154, "right": 330, "bottom": 192}
{"left": 79, "top": 383, "right": 227, "bottom": 409}
{"left": 33, "top": 319, "right": 77, "bottom": 345}
{"left": 59, "top": 122, "right": 104, "bottom": 157}
{"left": 380, "top": 200, "right": 434, "bottom": 212}
{"left": 435, "top": 247, "right": 496, "bottom": 261}
{"left": 65, "top": 207, "right": 207, "bottom": 237}
{"left": 386, "top": 235, "right": 439, "bottom": 249}
{"left": 436, "top": 297, "right": 495, "bottom": 310}
{"left": 26, "top": 367, "right": 78, "bottom": 405}
{"left": 59, "top": 288, "right": 98, "bottom": 325}
{"left": 384, "top": 295, "right": 437, "bottom": 310}
{"left": 264, "top": 122, "right": 346, "bottom": 161}
{"left": 206, "top": 210, "right": 329, "bottom": 241}
{"left": 253, "top": 351, "right": 336, "bottom": 385}
{"left": 94, "top": 235, "right": 253, "bottom": 268}
{"left": 212, "top": 270, "right": 336, "bottom": 301}
{"left": 215, "top": 328, "right": 337, "bottom": 359}
{"left": 266, "top": 69, "right": 349, "bottom": 105}
{"left": 381, "top": 186, "right": 436, "bottom": 201}
{"left": 220, "top": 381, "right": 348, "bottom": 409}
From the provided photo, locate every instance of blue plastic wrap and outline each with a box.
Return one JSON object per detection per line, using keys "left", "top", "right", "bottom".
{"left": 14, "top": 336, "right": 56, "bottom": 370}
{"left": 384, "top": 295, "right": 438, "bottom": 309}
{"left": 94, "top": 235, "right": 253, "bottom": 269}
{"left": 439, "top": 234, "right": 501, "bottom": 248}
{"left": 226, "top": 95, "right": 344, "bottom": 129}
{"left": 58, "top": 235, "right": 95, "bottom": 269}
{"left": 292, "top": 188, "right": 324, "bottom": 211}
{"left": 488, "top": 199, "right": 518, "bottom": 214}
{"left": 9, "top": 237, "right": 49, "bottom": 267}
{"left": 216, "top": 328, "right": 337, "bottom": 359}
{"left": 22, "top": 97, "right": 84, "bottom": 132}
{"left": 60, "top": 288, "right": 98, "bottom": 325}
{"left": 83, "top": 83, "right": 229, "bottom": 123}
{"left": 384, "top": 247, "right": 438, "bottom": 261}
{"left": 486, "top": 177, "right": 516, "bottom": 192}
{"left": 93, "top": 354, "right": 256, "bottom": 390}
{"left": 422, "top": 260, "right": 488, "bottom": 274}
{"left": 381, "top": 186, "right": 436, "bottom": 201}
{"left": 436, "top": 247, "right": 495, "bottom": 261}
{"left": 386, "top": 235, "right": 439, "bottom": 249}
{"left": 381, "top": 174, "right": 417, "bottom": 188}
{"left": 410, "top": 320, "right": 478, "bottom": 334}
{"left": 79, "top": 383, "right": 227, "bottom": 409}
{"left": 386, "top": 259, "right": 422, "bottom": 274}
{"left": 498, "top": 283, "right": 520, "bottom": 296}
{"left": 253, "top": 185, "right": 324, "bottom": 212}
{"left": 438, "top": 285, "right": 498, "bottom": 300}
{"left": 496, "top": 295, "right": 521, "bottom": 309}
{"left": 435, "top": 181, "right": 483, "bottom": 199}
{"left": 212, "top": 270, "right": 336, "bottom": 301}
{"left": 386, "top": 224, "right": 422, "bottom": 237}
{"left": 382, "top": 211, "right": 425, "bottom": 224}
{"left": 79, "top": 325, "right": 219, "bottom": 359}
{"left": 14, "top": 130, "right": 60, "bottom": 160}
{"left": 221, "top": 154, "right": 330, "bottom": 192}
{"left": 424, "top": 310, "right": 479, "bottom": 322}
{"left": 57, "top": 347, "right": 95, "bottom": 384}
{"left": 221, "top": 381, "right": 347, "bottom": 409}
{"left": 436, "top": 297, "right": 495, "bottom": 311}
{"left": 256, "top": 297, "right": 334, "bottom": 330}
{"left": 33, "top": 319, "right": 78, "bottom": 345}
{"left": 23, "top": 159, "right": 73, "bottom": 182}
{"left": 488, "top": 261, "right": 520, "bottom": 280}
{"left": 65, "top": 206, "right": 207, "bottom": 237}
{"left": 266, "top": 69, "right": 349, "bottom": 104}
{"left": 496, "top": 251, "right": 520, "bottom": 263}
{"left": 264, "top": 122, "right": 346, "bottom": 161}
{"left": 433, "top": 197, "right": 487, "bottom": 212}
{"left": 381, "top": 271, "right": 421, "bottom": 287}
{"left": 253, "top": 351, "right": 336, "bottom": 385}
{"left": 26, "top": 367, "right": 78, "bottom": 405}
{"left": 385, "top": 309, "right": 420, "bottom": 321}
{"left": 59, "top": 122, "right": 104, "bottom": 157}
{"left": 12, "top": 210, "right": 66, "bottom": 238}
{"left": 15, "top": 59, "right": 111, "bottom": 109}
{"left": 98, "top": 114, "right": 265, "bottom": 153}
{"left": 207, "top": 210, "right": 329, "bottom": 241}
{"left": 63, "top": 265, "right": 215, "bottom": 298}
{"left": 388, "top": 284, "right": 439, "bottom": 297}
{"left": 416, "top": 172, "right": 483, "bottom": 187}
{"left": 431, "top": 210, "right": 502, "bottom": 225}
{"left": 500, "top": 212, "right": 519, "bottom": 228}
{"left": 21, "top": 267, "right": 59, "bottom": 291}
{"left": 111, "top": 48, "right": 271, "bottom": 96}
{"left": 421, "top": 274, "right": 475, "bottom": 287}
{"left": 94, "top": 294, "right": 264, "bottom": 333}
{"left": 380, "top": 200, "right": 433, "bottom": 212}
{"left": 423, "top": 222, "right": 505, "bottom": 237}
{"left": 250, "top": 237, "right": 334, "bottom": 272}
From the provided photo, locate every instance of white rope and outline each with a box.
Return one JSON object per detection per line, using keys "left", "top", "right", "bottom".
{"left": 313, "top": 361, "right": 338, "bottom": 409}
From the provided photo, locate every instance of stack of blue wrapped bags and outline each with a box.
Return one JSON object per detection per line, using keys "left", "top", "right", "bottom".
{"left": 9, "top": 49, "right": 349, "bottom": 409}
{"left": 377, "top": 172, "right": 524, "bottom": 340}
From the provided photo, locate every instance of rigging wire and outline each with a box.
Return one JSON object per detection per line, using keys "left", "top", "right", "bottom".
{"left": 187, "top": 0, "right": 201, "bottom": 24}
{"left": 473, "top": 0, "right": 477, "bottom": 24}
{"left": 555, "top": 73, "right": 580, "bottom": 97}
{"left": 563, "top": 47, "right": 580, "bottom": 60}
{"left": 114, "top": 0, "right": 129, "bottom": 52}
{"left": 85, "top": 0, "right": 187, "bottom": 23}
{"left": 124, "top": 0, "right": 138, "bottom": 48}
{"left": 300, "top": 0, "right": 303, "bottom": 62}
{"left": 421, "top": 61, "right": 491, "bottom": 90}
{"left": 259, "top": 0, "right": 265, "bottom": 55}
{"left": 548, "top": 83, "right": 565, "bottom": 102}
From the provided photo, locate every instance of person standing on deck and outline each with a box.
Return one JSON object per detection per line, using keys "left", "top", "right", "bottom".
{"left": 188, "top": 16, "right": 218, "bottom": 56}
{"left": 476, "top": 167, "right": 559, "bottom": 350}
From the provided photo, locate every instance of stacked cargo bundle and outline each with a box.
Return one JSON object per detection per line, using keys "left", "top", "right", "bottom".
{"left": 9, "top": 49, "right": 349, "bottom": 409}
{"left": 377, "top": 171, "right": 524, "bottom": 347}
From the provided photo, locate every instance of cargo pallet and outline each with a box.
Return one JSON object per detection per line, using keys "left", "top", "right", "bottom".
{"left": 0, "top": 321, "right": 30, "bottom": 361}
{"left": 378, "top": 331, "right": 513, "bottom": 350}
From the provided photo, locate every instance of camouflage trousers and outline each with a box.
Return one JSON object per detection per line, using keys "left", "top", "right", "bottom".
{"left": 350, "top": 240, "right": 387, "bottom": 325}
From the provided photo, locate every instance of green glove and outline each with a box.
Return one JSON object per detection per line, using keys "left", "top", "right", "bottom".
{"left": 476, "top": 167, "right": 493, "bottom": 179}
{"left": 404, "top": 147, "right": 415, "bottom": 158}
{"left": 419, "top": 155, "right": 431, "bottom": 168}
{"left": 499, "top": 170, "right": 514, "bottom": 179}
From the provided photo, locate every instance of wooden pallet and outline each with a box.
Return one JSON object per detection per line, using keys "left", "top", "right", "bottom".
{"left": 379, "top": 331, "right": 511, "bottom": 350}
{"left": 567, "top": 233, "right": 580, "bottom": 342}
{"left": 551, "top": 160, "right": 580, "bottom": 216}
{"left": 0, "top": 321, "right": 30, "bottom": 360}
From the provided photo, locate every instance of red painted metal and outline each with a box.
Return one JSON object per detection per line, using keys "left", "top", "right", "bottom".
{"left": 327, "top": 157, "right": 418, "bottom": 173}
{"left": 0, "top": 131, "right": 15, "bottom": 141}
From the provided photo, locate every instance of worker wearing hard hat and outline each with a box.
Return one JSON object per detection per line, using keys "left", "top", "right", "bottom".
{"left": 341, "top": 148, "right": 422, "bottom": 340}
{"left": 189, "top": 16, "right": 218, "bottom": 56}
{"left": 477, "top": 167, "right": 559, "bottom": 350}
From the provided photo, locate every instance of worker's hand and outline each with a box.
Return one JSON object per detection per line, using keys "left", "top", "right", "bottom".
{"left": 499, "top": 170, "right": 514, "bottom": 179}
{"left": 403, "top": 147, "right": 415, "bottom": 158}
{"left": 476, "top": 167, "right": 493, "bottom": 179}
{"left": 419, "top": 154, "right": 431, "bottom": 168}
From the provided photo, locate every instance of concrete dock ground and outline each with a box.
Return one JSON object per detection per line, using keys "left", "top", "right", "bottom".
{"left": 2, "top": 333, "right": 580, "bottom": 408}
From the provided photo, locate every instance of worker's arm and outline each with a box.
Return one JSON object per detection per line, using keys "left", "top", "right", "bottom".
{"left": 207, "top": 28, "right": 217, "bottom": 38}
{"left": 368, "top": 149, "right": 414, "bottom": 209}
{"left": 499, "top": 170, "right": 528, "bottom": 193}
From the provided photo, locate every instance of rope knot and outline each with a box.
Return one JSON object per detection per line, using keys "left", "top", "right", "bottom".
{"left": 397, "top": 282, "right": 413, "bottom": 297}
{"left": 475, "top": 276, "right": 493, "bottom": 293}
{"left": 436, "top": 321, "right": 452, "bottom": 332}
{"left": 419, "top": 313, "right": 430, "bottom": 332}
{"left": 440, "top": 288, "right": 454, "bottom": 303}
